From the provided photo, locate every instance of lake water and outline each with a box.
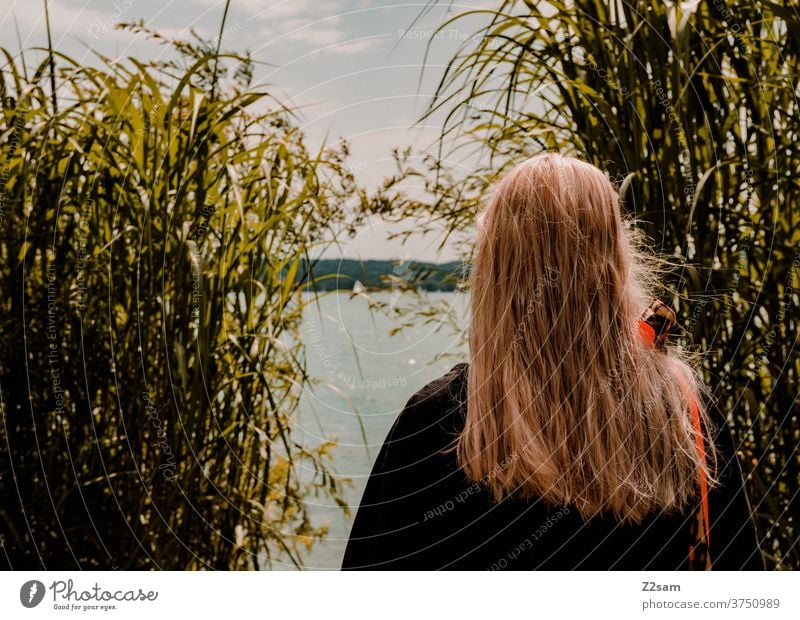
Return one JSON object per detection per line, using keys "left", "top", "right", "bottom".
{"left": 290, "top": 291, "right": 469, "bottom": 569}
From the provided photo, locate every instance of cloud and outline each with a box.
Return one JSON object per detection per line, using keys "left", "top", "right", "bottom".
{"left": 2, "top": 0, "right": 134, "bottom": 48}
{"left": 194, "top": 0, "right": 317, "bottom": 21}
{"left": 282, "top": 30, "right": 384, "bottom": 55}
{"left": 326, "top": 37, "right": 383, "bottom": 55}
{"left": 198, "top": 0, "right": 371, "bottom": 55}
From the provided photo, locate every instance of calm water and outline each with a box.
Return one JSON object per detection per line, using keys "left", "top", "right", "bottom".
{"left": 290, "top": 291, "right": 469, "bottom": 569}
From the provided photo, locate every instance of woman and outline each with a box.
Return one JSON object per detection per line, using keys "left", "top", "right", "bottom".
{"left": 342, "top": 153, "right": 763, "bottom": 570}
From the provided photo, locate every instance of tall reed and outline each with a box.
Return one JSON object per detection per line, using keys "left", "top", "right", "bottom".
{"left": 0, "top": 24, "right": 363, "bottom": 569}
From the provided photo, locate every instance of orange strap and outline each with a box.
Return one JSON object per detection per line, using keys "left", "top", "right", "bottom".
{"left": 638, "top": 321, "right": 711, "bottom": 566}
{"left": 683, "top": 375, "right": 711, "bottom": 567}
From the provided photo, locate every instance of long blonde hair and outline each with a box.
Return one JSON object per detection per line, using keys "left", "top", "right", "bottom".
{"left": 459, "top": 152, "right": 718, "bottom": 524}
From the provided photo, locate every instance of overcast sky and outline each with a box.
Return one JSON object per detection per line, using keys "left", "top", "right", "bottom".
{"left": 2, "top": 0, "right": 499, "bottom": 261}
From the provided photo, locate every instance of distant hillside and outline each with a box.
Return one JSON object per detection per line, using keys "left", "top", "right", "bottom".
{"left": 291, "top": 259, "right": 468, "bottom": 292}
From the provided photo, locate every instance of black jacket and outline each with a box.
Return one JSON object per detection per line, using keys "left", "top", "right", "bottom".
{"left": 342, "top": 363, "right": 764, "bottom": 570}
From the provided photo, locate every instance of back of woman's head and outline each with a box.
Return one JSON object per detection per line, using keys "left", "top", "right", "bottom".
{"left": 460, "top": 152, "right": 717, "bottom": 524}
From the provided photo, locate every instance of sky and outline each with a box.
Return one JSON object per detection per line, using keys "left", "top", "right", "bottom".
{"left": 1, "top": 0, "right": 499, "bottom": 261}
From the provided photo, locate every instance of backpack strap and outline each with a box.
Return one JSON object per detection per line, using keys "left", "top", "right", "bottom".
{"left": 680, "top": 371, "right": 712, "bottom": 570}
{"left": 638, "top": 302, "right": 711, "bottom": 570}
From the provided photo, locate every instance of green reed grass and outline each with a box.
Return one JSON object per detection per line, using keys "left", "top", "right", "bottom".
{"left": 0, "top": 20, "right": 365, "bottom": 569}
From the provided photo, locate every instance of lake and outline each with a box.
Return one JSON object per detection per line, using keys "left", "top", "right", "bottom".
{"left": 290, "top": 291, "right": 469, "bottom": 569}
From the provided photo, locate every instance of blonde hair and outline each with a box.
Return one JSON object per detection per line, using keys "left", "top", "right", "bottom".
{"left": 459, "top": 152, "right": 718, "bottom": 524}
